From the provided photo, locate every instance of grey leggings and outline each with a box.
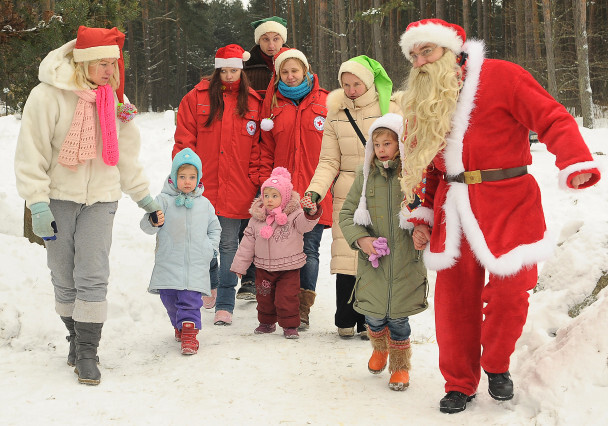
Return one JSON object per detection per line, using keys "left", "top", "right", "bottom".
{"left": 46, "top": 199, "right": 117, "bottom": 322}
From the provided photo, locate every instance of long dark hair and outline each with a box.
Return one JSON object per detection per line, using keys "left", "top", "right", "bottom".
{"left": 205, "top": 69, "right": 252, "bottom": 127}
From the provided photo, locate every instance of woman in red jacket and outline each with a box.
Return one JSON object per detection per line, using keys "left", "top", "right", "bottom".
{"left": 259, "top": 47, "right": 331, "bottom": 331}
{"left": 173, "top": 44, "right": 262, "bottom": 326}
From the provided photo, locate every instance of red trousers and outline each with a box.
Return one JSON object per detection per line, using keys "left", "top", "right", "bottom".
{"left": 435, "top": 237, "right": 537, "bottom": 396}
{"left": 255, "top": 268, "right": 300, "bottom": 328}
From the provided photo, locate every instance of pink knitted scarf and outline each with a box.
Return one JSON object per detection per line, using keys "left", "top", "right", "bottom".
{"left": 260, "top": 207, "right": 288, "bottom": 239}
{"left": 58, "top": 85, "right": 119, "bottom": 170}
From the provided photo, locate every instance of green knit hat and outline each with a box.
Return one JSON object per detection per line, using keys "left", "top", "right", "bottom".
{"left": 251, "top": 16, "right": 288, "bottom": 44}
{"left": 338, "top": 55, "right": 393, "bottom": 115}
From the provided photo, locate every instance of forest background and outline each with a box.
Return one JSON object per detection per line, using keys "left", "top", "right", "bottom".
{"left": 1, "top": 0, "right": 607, "bottom": 128}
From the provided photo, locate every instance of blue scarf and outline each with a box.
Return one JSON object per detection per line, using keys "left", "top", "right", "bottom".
{"left": 278, "top": 73, "right": 314, "bottom": 103}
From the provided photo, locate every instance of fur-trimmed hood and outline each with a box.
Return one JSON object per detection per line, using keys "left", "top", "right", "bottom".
{"left": 249, "top": 190, "right": 301, "bottom": 220}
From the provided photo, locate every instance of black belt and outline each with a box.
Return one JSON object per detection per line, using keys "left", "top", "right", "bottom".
{"left": 444, "top": 166, "right": 528, "bottom": 184}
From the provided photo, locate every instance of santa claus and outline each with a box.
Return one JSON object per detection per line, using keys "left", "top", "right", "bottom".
{"left": 398, "top": 19, "right": 601, "bottom": 413}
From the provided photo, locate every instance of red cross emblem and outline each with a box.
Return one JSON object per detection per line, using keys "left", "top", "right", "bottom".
{"left": 313, "top": 115, "right": 325, "bottom": 131}
{"left": 246, "top": 120, "right": 256, "bottom": 135}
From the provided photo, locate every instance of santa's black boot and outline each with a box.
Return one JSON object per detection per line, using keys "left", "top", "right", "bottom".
{"left": 485, "top": 370, "right": 514, "bottom": 400}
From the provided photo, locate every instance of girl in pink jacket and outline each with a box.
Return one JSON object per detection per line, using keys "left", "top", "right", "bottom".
{"left": 231, "top": 167, "right": 322, "bottom": 339}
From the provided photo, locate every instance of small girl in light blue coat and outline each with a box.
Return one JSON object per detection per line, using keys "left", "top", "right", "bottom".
{"left": 141, "top": 148, "right": 221, "bottom": 355}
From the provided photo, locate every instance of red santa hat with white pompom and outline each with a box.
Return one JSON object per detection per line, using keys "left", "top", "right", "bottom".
{"left": 399, "top": 18, "right": 466, "bottom": 62}
{"left": 214, "top": 44, "right": 251, "bottom": 69}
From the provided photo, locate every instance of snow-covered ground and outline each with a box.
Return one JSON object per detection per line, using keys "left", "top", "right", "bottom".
{"left": 1, "top": 111, "right": 607, "bottom": 425}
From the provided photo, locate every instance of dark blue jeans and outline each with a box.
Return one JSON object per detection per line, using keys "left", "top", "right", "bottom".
{"left": 365, "top": 315, "right": 411, "bottom": 342}
{"left": 159, "top": 289, "right": 203, "bottom": 330}
{"left": 238, "top": 218, "right": 256, "bottom": 284}
{"left": 300, "top": 224, "right": 325, "bottom": 291}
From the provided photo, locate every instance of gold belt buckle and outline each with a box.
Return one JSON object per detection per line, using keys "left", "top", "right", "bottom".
{"left": 463, "top": 170, "right": 482, "bottom": 184}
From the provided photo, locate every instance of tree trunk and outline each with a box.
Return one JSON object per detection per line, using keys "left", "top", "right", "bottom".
{"left": 477, "top": 0, "right": 482, "bottom": 38}
{"left": 462, "top": 0, "right": 471, "bottom": 36}
{"left": 334, "top": 0, "right": 348, "bottom": 65}
{"left": 482, "top": 0, "right": 490, "bottom": 45}
{"left": 514, "top": 0, "right": 525, "bottom": 64}
{"left": 141, "top": 0, "right": 152, "bottom": 112}
{"left": 531, "top": 0, "right": 542, "bottom": 59}
{"left": 318, "top": 0, "right": 330, "bottom": 88}
{"left": 436, "top": 0, "right": 446, "bottom": 19}
{"left": 541, "top": 0, "right": 558, "bottom": 99}
{"left": 524, "top": 0, "right": 534, "bottom": 65}
{"left": 371, "top": 0, "right": 384, "bottom": 64}
{"left": 572, "top": 0, "right": 594, "bottom": 128}
{"left": 289, "top": 0, "right": 297, "bottom": 48}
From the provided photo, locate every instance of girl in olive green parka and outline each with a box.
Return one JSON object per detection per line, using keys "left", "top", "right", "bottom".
{"left": 339, "top": 113, "right": 428, "bottom": 392}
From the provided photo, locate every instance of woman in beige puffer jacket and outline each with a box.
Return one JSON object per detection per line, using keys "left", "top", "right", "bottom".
{"left": 306, "top": 56, "right": 401, "bottom": 338}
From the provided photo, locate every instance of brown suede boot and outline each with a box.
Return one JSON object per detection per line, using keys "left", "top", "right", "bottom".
{"left": 297, "top": 289, "right": 316, "bottom": 331}
{"left": 388, "top": 338, "right": 412, "bottom": 391}
{"left": 367, "top": 327, "right": 389, "bottom": 374}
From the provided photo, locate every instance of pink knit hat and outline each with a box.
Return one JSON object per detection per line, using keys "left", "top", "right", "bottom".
{"left": 261, "top": 167, "right": 293, "bottom": 211}
{"left": 259, "top": 167, "right": 294, "bottom": 239}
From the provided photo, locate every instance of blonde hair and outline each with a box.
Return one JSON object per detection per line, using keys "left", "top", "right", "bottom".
{"left": 400, "top": 49, "right": 462, "bottom": 203}
{"left": 370, "top": 127, "right": 399, "bottom": 168}
{"left": 71, "top": 58, "right": 120, "bottom": 90}
{"left": 272, "top": 57, "right": 313, "bottom": 109}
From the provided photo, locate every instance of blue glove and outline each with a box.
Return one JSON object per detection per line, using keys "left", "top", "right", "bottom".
{"left": 30, "top": 202, "right": 57, "bottom": 240}
{"left": 137, "top": 195, "right": 161, "bottom": 213}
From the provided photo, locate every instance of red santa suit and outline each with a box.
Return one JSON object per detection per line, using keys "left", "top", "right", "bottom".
{"left": 409, "top": 40, "right": 601, "bottom": 396}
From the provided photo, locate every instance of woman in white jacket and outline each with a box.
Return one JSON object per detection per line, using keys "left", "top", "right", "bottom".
{"left": 14, "top": 26, "right": 159, "bottom": 386}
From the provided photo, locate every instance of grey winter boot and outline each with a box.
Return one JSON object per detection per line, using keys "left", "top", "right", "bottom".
{"left": 74, "top": 322, "right": 103, "bottom": 385}
{"left": 60, "top": 316, "right": 76, "bottom": 367}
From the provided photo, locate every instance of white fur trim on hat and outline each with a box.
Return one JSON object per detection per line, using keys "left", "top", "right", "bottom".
{"left": 214, "top": 57, "right": 245, "bottom": 69}
{"left": 367, "top": 113, "right": 404, "bottom": 140}
{"left": 255, "top": 21, "right": 287, "bottom": 45}
{"left": 338, "top": 60, "right": 374, "bottom": 89}
{"left": 399, "top": 21, "right": 464, "bottom": 61}
{"left": 73, "top": 45, "right": 120, "bottom": 63}
{"left": 353, "top": 113, "right": 405, "bottom": 227}
{"left": 274, "top": 48, "right": 309, "bottom": 73}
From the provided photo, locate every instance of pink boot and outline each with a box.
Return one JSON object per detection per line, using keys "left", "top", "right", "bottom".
{"left": 202, "top": 288, "right": 217, "bottom": 310}
{"left": 213, "top": 310, "right": 232, "bottom": 326}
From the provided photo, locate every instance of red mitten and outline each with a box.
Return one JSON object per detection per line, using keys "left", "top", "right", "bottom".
{"left": 300, "top": 194, "right": 318, "bottom": 215}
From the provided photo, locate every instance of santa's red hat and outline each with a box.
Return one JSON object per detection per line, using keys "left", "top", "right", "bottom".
{"left": 72, "top": 26, "right": 126, "bottom": 103}
{"left": 214, "top": 44, "right": 251, "bottom": 69}
{"left": 399, "top": 19, "right": 466, "bottom": 61}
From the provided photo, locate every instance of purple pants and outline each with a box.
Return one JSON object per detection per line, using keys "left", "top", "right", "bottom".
{"left": 159, "top": 289, "right": 203, "bottom": 330}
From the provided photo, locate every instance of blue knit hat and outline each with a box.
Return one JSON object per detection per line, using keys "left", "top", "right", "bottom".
{"left": 171, "top": 148, "right": 202, "bottom": 186}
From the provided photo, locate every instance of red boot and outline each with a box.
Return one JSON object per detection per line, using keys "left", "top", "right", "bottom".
{"left": 180, "top": 322, "right": 199, "bottom": 355}
{"left": 367, "top": 327, "right": 389, "bottom": 374}
{"left": 174, "top": 328, "right": 182, "bottom": 342}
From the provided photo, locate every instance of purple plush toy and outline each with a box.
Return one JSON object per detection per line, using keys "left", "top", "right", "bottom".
{"left": 368, "top": 237, "right": 390, "bottom": 268}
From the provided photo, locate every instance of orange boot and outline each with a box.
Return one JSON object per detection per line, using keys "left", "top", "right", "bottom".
{"left": 388, "top": 338, "right": 412, "bottom": 391}
{"left": 180, "top": 322, "right": 199, "bottom": 355}
{"left": 367, "top": 327, "right": 389, "bottom": 374}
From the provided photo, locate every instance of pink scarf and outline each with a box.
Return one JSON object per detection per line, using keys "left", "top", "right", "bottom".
{"left": 58, "top": 85, "right": 119, "bottom": 170}
{"left": 260, "top": 207, "right": 288, "bottom": 239}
